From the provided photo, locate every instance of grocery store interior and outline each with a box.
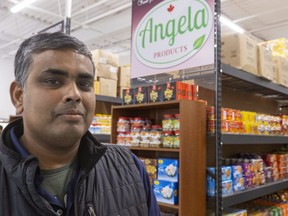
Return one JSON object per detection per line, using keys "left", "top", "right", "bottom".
{"left": 0, "top": 0, "right": 288, "bottom": 215}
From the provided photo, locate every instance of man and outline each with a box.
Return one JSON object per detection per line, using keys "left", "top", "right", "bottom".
{"left": 0, "top": 32, "right": 160, "bottom": 216}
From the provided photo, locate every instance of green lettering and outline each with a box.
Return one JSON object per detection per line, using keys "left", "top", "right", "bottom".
{"left": 154, "top": 23, "right": 165, "bottom": 42}
{"left": 188, "top": 6, "right": 194, "bottom": 32}
{"left": 166, "top": 19, "right": 176, "bottom": 46}
{"left": 139, "top": 18, "right": 153, "bottom": 48}
{"left": 195, "top": 9, "right": 207, "bottom": 29}
{"left": 178, "top": 15, "right": 187, "bottom": 34}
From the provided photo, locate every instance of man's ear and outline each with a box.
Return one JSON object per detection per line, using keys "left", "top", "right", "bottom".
{"left": 10, "top": 81, "right": 24, "bottom": 115}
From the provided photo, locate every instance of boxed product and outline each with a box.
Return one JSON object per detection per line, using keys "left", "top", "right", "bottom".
{"left": 232, "top": 177, "right": 245, "bottom": 192}
{"left": 207, "top": 178, "right": 233, "bottom": 196}
{"left": 231, "top": 165, "right": 243, "bottom": 179}
{"left": 118, "top": 65, "right": 131, "bottom": 87}
{"left": 122, "top": 88, "right": 135, "bottom": 105}
{"left": 264, "top": 38, "right": 288, "bottom": 58}
{"left": 99, "top": 78, "right": 117, "bottom": 97}
{"left": 257, "top": 43, "right": 275, "bottom": 81}
{"left": 140, "top": 158, "right": 158, "bottom": 180}
{"left": 222, "top": 33, "right": 258, "bottom": 75}
{"left": 207, "top": 166, "right": 232, "bottom": 181}
{"left": 273, "top": 56, "right": 288, "bottom": 87}
{"left": 134, "top": 86, "right": 148, "bottom": 104}
{"left": 147, "top": 84, "right": 164, "bottom": 103}
{"left": 223, "top": 208, "right": 247, "bottom": 216}
{"left": 153, "top": 179, "right": 178, "bottom": 205}
{"left": 91, "top": 49, "right": 119, "bottom": 67}
{"left": 162, "top": 82, "right": 182, "bottom": 101}
{"left": 96, "top": 64, "right": 118, "bottom": 80}
{"left": 157, "top": 158, "right": 179, "bottom": 182}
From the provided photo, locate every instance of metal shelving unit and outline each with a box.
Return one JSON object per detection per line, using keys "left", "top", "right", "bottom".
{"left": 219, "top": 64, "right": 288, "bottom": 211}
{"left": 95, "top": 95, "right": 122, "bottom": 104}
{"left": 222, "top": 134, "right": 288, "bottom": 145}
{"left": 223, "top": 179, "right": 288, "bottom": 208}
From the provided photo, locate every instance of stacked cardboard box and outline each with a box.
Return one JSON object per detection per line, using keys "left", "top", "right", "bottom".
{"left": 92, "top": 50, "right": 119, "bottom": 97}
{"left": 222, "top": 33, "right": 258, "bottom": 76}
{"left": 117, "top": 65, "right": 131, "bottom": 98}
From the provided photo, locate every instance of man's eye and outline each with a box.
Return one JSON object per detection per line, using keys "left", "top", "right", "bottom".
{"left": 44, "top": 79, "right": 61, "bottom": 86}
{"left": 79, "top": 80, "right": 93, "bottom": 89}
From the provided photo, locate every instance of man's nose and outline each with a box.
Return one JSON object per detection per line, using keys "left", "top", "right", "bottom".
{"left": 63, "top": 82, "right": 82, "bottom": 103}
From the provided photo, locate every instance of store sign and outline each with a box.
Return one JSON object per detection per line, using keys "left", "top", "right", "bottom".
{"left": 131, "top": 0, "right": 214, "bottom": 78}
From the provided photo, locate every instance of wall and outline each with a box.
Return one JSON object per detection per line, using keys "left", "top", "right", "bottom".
{"left": 0, "top": 58, "right": 15, "bottom": 120}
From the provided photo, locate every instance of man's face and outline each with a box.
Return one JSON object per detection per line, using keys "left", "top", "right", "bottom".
{"left": 20, "top": 49, "right": 95, "bottom": 148}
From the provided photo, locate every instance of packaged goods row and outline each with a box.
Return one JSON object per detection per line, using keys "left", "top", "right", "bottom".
{"left": 140, "top": 158, "right": 179, "bottom": 205}
{"left": 222, "top": 34, "right": 288, "bottom": 87}
{"left": 223, "top": 189, "right": 288, "bottom": 216}
{"left": 89, "top": 114, "right": 111, "bottom": 135}
{"left": 122, "top": 81, "right": 198, "bottom": 105}
{"left": 207, "top": 106, "right": 288, "bottom": 135}
{"left": 207, "top": 149, "right": 288, "bottom": 197}
{"left": 116, "top": 114, "right": 181, "bottom": 148}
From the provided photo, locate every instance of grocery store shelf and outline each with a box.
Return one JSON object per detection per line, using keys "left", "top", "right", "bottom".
{"left": 221, "top": 64, "right": 288, "bottom": 101}
{"left": 129, "top": 146, "right": 180, "bottom": 152}
{"left": 93, "top": 134, "right": 110, "bottom": 143}
{"left": 158, "top": 202, "right": 179, "bottom": 210}
{"left": 95, "top": 95, "right": 122, "bottom": 104}
{"left": 223, "top": 179, "right": 288, "bottom": 208}
{"left": 222, "top": 134, "right": 288, "bottom": 144}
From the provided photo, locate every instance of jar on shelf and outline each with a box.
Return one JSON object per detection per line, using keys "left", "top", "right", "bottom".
{"left": 173, "top": 113, "right": 180, "bottom": 131}
{"left": 131, "top": 117, "right": 143, "bottom": 128}
{"left": 173, "top": 130, "right": 180, "bottom": 148}
{"left": 149, "top": 125, "right": 163, "bottom": 148}
{"left": 124, "top": 132, "right": 131, "bottom": 146}
{"left": 163, "top": 131, "right": 174, "bottom": 148}
{"left": 140, "top": 125, "right": 151, "bottom": 147}
{"left": 162, "top": 114, "right": 174, "bottom": 132}
{"left": 117, "top": 132, "right": 126, "bottom": 145}
{"left": 130, "top": 125, "right": 142, "bottom": 147}
{"left": 117, "top": 117, "right": 130, "bottom": 133}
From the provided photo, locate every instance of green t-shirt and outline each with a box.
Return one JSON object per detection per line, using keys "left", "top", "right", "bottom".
{"left": 40, "top": 160, "right": 77, "bottom": 206}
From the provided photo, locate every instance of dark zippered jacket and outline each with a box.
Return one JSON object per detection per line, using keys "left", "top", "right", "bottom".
{"left": 0, "top": 119, "right": 149, "bottom": 216}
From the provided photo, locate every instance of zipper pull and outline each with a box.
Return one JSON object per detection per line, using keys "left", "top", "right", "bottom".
{"left": 87, "top": 203, "right": 96, "bottom": 216}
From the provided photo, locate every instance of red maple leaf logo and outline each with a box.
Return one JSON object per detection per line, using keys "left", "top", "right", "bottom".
{"left": 167, "top": 4, "right": 174, "bottom": 13}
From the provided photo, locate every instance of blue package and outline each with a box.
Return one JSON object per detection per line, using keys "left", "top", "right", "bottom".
{"left": 157, "top": 158, "right": 179, "bottom": 182}
{"left": 153, "top": 179, "right": 178, "bottom": 205}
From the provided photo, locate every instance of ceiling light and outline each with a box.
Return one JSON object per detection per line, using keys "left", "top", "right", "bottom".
{"left": 220, "top": 16, "right": 245, "bottom": 34}
{"left": 10, "top": 0, "right": 38, "bottom": 13}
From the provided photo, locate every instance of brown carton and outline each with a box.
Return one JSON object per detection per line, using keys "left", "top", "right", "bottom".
{"left": 222, "top": 33, "right": 258, "bottom": 75}
{"left": 96, "top": 64, "right": 118, "bottom": 80}
{"left": 99, "top": 78, "right": 117, "bottom": 97}
{"left": 91, "top": 49, "right": 119, "bottom": 67}
{"left": 118, "top": 65, "right": 131, "bottom": 87}
{"left": 273, "top": 56, "right": 288, "bottom": 87}
{"left": 94, "top": 80, "right": 100, "bottom": 95}
{"left": 257, "top": 43, "right": 275, "bottom": 81}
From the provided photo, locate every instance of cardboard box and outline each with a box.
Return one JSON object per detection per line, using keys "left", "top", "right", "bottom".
{"left": 140, "top": 158, "right": 158, "bottom": 180}
{"left": 99, "top": 78, "right": 117, "bottom": 97}
{"left": 157, "top": 158, "right": 179, "bottom": 182}
{"left": 153, "top": 179, "right": 178, "bottom": 205}
{"left": 147, "top": 84, "right": 163, "bottom": 103}
{"left": 96, "top": 64, "right": 118, "bottom": 80}
{"left": 118, "top": 65, "right": 131, "bottom": 87}
{"left": 134, "top": 86, "right": 148, "bottom": 104}
{"left": 273, "top": 56, "right": 288, "bottom": 87}
{"left": 91, "top": 49, "right": 119, "bottom": 67}
{"left": 122, "top": 88, "right": 135, "bottom": 105}
{"left": 257, "top": 43, "right": 275, "bottom": 80}
{"left": 222, "top": 33, "right": 258, "bottom": 75}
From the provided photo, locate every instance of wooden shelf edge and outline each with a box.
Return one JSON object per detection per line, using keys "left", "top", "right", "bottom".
{"left": 158, "top": 202, "right": 179, "bottom": 210}
{"left": 128, "top": 146, "right": 180, "bottom": 152}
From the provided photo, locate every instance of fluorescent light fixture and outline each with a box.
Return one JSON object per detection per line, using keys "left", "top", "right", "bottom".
{"left": 10, "top": 0, "right": 38, "bottom": 13}
{"left": 220, "top": 16, "right": 245, "bottom": 34}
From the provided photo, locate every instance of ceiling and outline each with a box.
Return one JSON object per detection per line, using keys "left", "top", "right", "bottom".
{"left": 0, "top": 0, "right": 287, "bottom": 61}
